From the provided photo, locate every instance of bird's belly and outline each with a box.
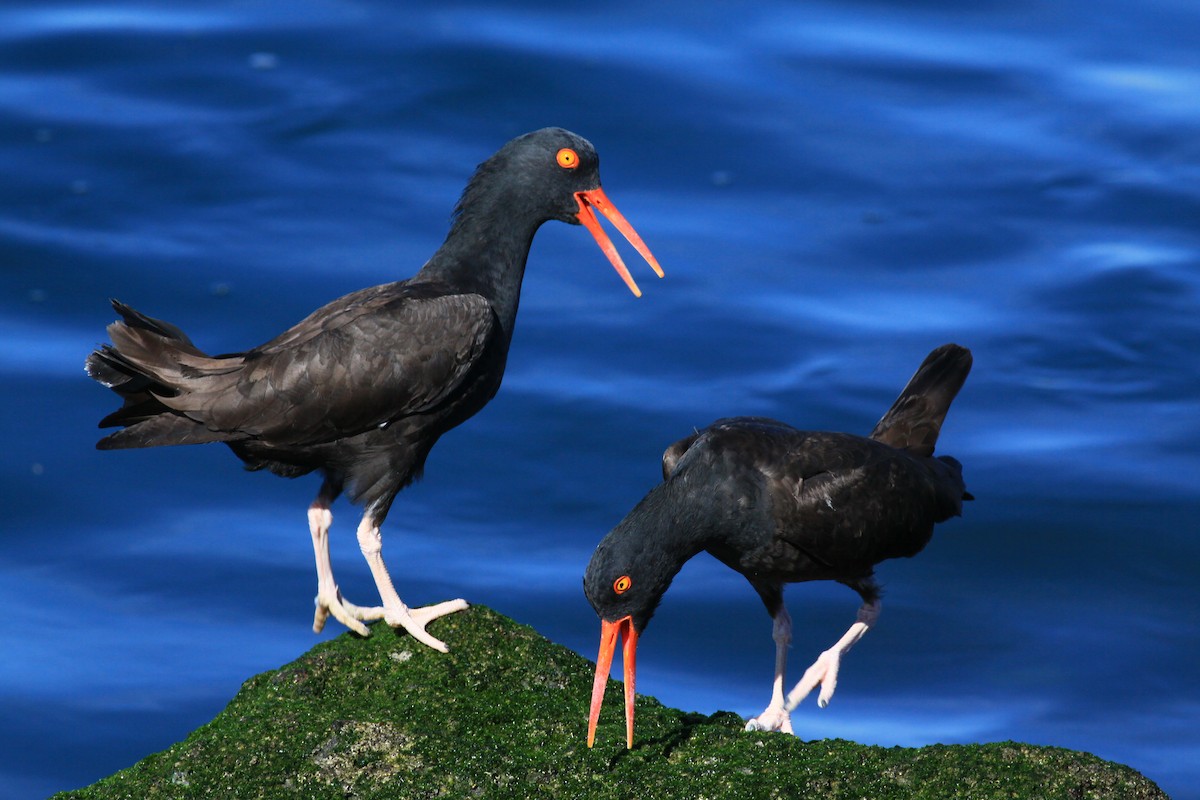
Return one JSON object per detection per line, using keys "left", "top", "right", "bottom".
{"left": 710, "top": 539, "right": 863, "bottom": 585}
{"left": 229, "top": 354, "right": 504, "bottom": 505}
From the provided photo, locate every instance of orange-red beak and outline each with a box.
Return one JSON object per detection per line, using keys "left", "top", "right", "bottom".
{"left": 575, "top": 188, "right": 664, "bottom": 298}
{"left": 587, "top": 615, "right": 638, "bottom": 748}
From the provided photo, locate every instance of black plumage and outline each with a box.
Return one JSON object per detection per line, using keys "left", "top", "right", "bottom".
{"left": 87, "top": 127, "right": 662, "bottom": 652}
{"left": 584, "top": 344, "right": 972, "bottom": 747}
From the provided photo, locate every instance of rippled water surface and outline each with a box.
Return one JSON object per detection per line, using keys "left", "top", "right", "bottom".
{"left": 2, "top": 2, "right": 1198, "bottom": 798}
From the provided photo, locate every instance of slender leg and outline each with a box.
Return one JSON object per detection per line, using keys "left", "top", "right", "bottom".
{"left": 783, "top": 599, "right": 881, "bottom": 712}
{"left": 309, "top": 482, "right": 385, "bottom": 636}
{"left": 745, "top": 605, "right": 794, "bottom": 733}
{"left": 354, "top": 512, "right": 468, "bottom": 652}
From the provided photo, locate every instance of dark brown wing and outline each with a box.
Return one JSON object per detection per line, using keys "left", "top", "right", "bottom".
{"left": 765, "top": 431, "right": 946, "bottom": 569}
{"left": 240, "top": 280, "right": 409, "bottom": 356}
{"left": 662, "top": 416, "right": 786, "bottom": 480}
{"left": 688, "top": 420, "right": 957, "bottom": 580}
{"left": 158, "top": 284, "right": 497, "bottom": 447}
{"left": 662, "top": 431, "right": 700, "bottom": 480}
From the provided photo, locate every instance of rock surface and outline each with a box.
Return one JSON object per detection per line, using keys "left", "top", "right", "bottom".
{"left": 54, "top": 606, "right": 1168, "bottom": 799}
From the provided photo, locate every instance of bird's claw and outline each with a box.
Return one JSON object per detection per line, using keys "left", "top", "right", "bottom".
{"left": 787, "top": 648, "right": 844, "bottom": 710}
{"left": 313, "top": 589, "right": 384, "bottom": 636}
{"left": 745, "top": 707, "right": 793, "bottom": 734}
{"left": 384, "top": 598, "right": 469, "bottom": 653}
{"left": 747, "top": 649, "right": 845, "bottom": 735}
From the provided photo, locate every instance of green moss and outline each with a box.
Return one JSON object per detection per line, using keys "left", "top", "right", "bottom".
{"left": 55, "top": 607, "right": 1168, "bottom": 799}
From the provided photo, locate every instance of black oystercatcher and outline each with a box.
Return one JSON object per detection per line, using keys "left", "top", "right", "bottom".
{"left": 584, "top": 344, "right": 971, "bottom": 747}
{"left": 86, "top": 128, "right": 662, "bottom": 652}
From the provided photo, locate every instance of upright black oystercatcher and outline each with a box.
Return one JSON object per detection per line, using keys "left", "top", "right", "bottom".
{"left": 584, "top": 344, "right": 971, "bottom": 747}
{"left": 86, "top": 128, "right": 662, "bottom": 653}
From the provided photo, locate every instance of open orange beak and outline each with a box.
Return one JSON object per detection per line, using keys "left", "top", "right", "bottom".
{"left": 587, "top": 615, "right": 638, "bottom": 748}
{"left": 575, "top": 188, "right": 664, "bottom": 298}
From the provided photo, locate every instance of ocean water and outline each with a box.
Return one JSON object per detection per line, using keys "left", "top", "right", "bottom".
{"left": 2, "top": 2, "right": 1198, "bottom": 798}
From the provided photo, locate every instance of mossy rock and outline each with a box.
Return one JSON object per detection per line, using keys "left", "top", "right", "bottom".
{"left": 54, "top": 606, "right": 1168, "bottom": 799}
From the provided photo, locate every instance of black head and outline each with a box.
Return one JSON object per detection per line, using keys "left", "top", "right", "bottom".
{"left": 477, "top": 128, "right": 603, "bottom": 223}
{"left": 455, "top": 128, "right": 663, "bottom": 296}
{"left": 582, "top": 528, "right": 671, "bottom": 635}
{"left": 582, "top": 485, "right": 696, "bottom": 748}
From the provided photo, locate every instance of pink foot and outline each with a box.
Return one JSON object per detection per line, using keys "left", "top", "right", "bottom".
{"left": 313, "top": 588, "right": 384, "bottom": 636}
{"left": 745, "top": 705, "right": 794, "bottom": 734}
{"left": 787, "top": 647, "right": 845, "bottom": 709}
{"left": 384, "top": 598, "right": 469, "bottom": 652}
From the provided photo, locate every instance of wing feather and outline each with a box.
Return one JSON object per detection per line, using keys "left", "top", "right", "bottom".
{"left": 157, "top": 284, "right": 497, "bottom": 446}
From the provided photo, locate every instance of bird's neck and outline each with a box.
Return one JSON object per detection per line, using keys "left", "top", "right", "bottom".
{"left": 611, "top": 480, "right": 718, "bottom": 585}
{"left": 587, "top": 477, "right": 744, "bottom": 630}
{"left": 417, "top": 185, "right": 548, "bottom": 340}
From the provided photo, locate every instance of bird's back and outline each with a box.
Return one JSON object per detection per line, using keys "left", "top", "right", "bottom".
{"left": 661, "top": 345, "right": 972, "bottom": 585}
{"left": 666, "top": 423, "right": 958, "bottom": 582}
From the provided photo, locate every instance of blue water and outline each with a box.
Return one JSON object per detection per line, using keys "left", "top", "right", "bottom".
{"left": 2, "top": 2, "right": 1198, "bottom": 797}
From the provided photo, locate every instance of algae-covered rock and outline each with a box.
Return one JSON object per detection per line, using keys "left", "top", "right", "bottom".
{"left": 54, "top": 606, "right": 1168, "bottom": 799}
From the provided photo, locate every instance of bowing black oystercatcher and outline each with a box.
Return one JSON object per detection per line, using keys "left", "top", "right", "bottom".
{"left": 86, "top": 127, "right": 662, "bottom": 653}
{"left": 584, "top": 344, "right": 972, "bottom": 747}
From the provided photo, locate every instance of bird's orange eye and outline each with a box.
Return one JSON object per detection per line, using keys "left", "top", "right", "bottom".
{"left": 613, "top": 575, "right": 632, "bottom": 594}
{"left": 556, "top": 148, "right": 579, "bottom": 169}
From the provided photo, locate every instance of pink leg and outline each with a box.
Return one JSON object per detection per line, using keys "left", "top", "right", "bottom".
{"left": 783, "top": 600, "right": 881, "bottom": 712}
{"left": 745, "top": 606, "right": 795, "bottom": 733}
{"left": 354, "top": 513, "right": 468, "bottom": 652}
{"left": 309, "top": 492, "right": 385, "bottom": 636}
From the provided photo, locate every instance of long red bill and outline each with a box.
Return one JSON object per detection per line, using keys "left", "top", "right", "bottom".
{"left": 587, "top": 615, "right": 638, "bottom": 748}
{"left": 575, "top": 188, "right": 664, "bottom": 298}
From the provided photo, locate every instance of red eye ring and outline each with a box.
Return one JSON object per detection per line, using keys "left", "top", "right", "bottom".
{"left": 613, "top": 575, "right": 632, "bottom": 594}
{"left": 556, "top": 147, "right": 579, "bottom": 169}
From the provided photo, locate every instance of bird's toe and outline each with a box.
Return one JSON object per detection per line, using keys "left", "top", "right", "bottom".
{"left": 386, "top": 611, "right": 449, "bottom": 652}
{"left": 313, "top": 602, "right": 330, "bottom": 634}
{"left": 745, "top": 707, "right": 793, "bottom": 734}
{"left": 786, "top": 649, "right": 844, "bottom": 710}
{"left": 314, "top": 590, "right": 375, "bottom": 636}
{"left": 384, "top": 599, "right": 468, "bottom": 652}
{"left": 410, "top": 598, "right": 469, "bottom": 624}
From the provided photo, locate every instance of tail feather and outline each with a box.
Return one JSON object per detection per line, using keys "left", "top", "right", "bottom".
{"left": 109, "top": 299, "right": 197, "bottom": 344}
{"left": 97, "top": 413, "right": 243, "bottom": 449}
{"left": 86, "top": 299, "right": 242, "bottom": 449}
{"left": 98, "top": 396, "right": 167, "bottom": 429}
{"left": 869, "top": 344, "right": 972, "bottom": 457}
